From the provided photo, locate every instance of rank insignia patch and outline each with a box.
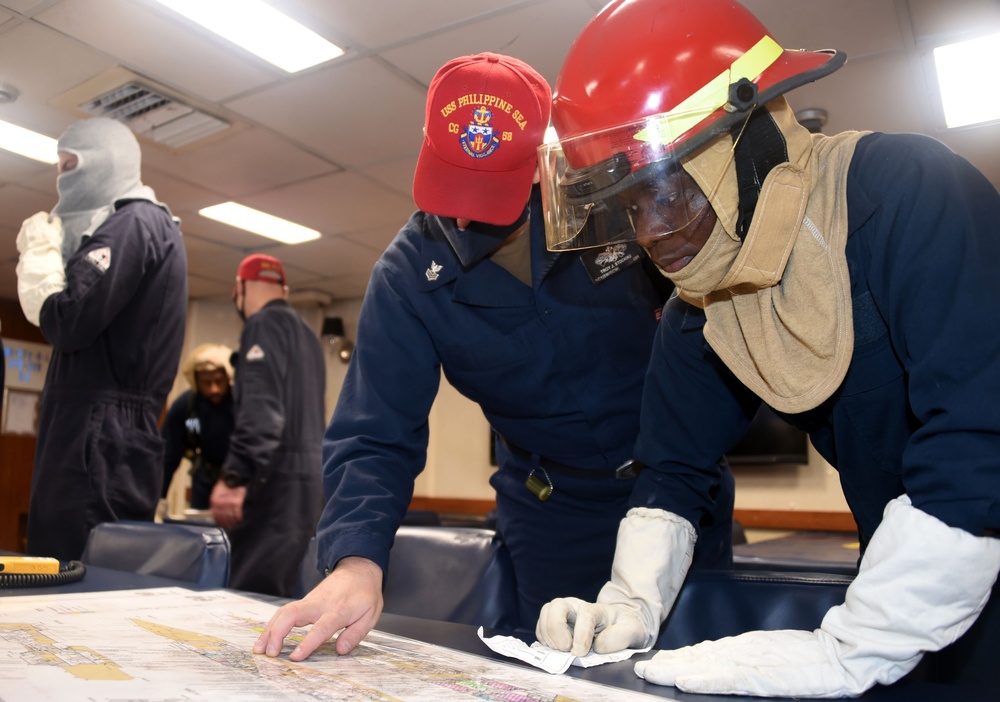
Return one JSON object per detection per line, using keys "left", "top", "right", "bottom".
{"left": 245, "top": 344, "right": 266, "bottom": 362}
{"left": 425, "top": 260, "right": 443, "bottom": 282}
{"left": 85, "top": 246, "right": 112, "bottom": 273}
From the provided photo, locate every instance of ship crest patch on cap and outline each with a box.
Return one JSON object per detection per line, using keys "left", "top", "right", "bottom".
{"left": 460, "top": 105, "right": 501, "bottom": 159}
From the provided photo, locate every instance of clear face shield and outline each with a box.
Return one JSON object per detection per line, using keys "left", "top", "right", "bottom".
{"left": 539, "top": 108, "right": 748, "bottom": 252}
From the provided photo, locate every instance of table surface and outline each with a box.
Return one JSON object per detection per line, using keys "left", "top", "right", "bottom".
{"left": 0, "top": 557, "right": 989, "bottom": 701}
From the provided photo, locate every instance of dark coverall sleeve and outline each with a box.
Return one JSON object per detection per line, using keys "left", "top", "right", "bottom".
{"left": 221, "top": 315, "right": 287, "bottom": 482}
{"left": 315, "top": 260, "right": 442, "bottom": 574}
{"left": 40, "top": 207, "right": 151, "bottom": 352}
{"left": 631, "top": 298, "right": 758, "bottom": 534}
{"left": 160, "top": 393, "right": 188, "bottom": 497}
{"left": 849, "top": 134, "right": 1000, "bottom": 535}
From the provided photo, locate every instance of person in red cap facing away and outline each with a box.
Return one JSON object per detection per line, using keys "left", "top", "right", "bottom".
{"left": 212, "top": 254, "right": 326, "bottom": 598}
{"left": 254, "top": 52, "right": 727, "bottom": 661}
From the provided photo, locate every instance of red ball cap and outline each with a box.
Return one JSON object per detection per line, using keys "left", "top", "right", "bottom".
{"left": 413, "top": 52, "right": 551, "bottom": 226}
{"left": 237, "top": 254, "right": 286, "bottom": 286}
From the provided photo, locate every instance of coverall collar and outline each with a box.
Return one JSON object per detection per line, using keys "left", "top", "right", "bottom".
{"left": 430, "top": 185, "right": 560, "bottom": 287}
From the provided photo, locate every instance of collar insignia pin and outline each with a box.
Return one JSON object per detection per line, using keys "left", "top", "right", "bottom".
{"left": 425, "top": 260, "right": 443, "bottom": 282}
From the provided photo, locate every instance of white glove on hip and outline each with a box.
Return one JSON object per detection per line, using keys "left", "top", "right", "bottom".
{"left": 16, "top": 212, "right": 66, "bottom": 326}
{"left": 536, "top": 507, "right": 695, "bottom": 658}
{"left": 634, "top": 495, "right": 1000, "bottom": 698}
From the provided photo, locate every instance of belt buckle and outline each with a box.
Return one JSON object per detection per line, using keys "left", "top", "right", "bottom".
{"left": 614, "top": 460, "right": 639, "bottom": 480}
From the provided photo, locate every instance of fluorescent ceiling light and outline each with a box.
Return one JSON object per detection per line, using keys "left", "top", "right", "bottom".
{"left": 0, "top": 120, "right": 59, "bottom": 163}
{"left": 199, "top": 202, "right": 321, "bottom": 245}
{"left": 153, "top": 0, "right": 344, "bottom": 73}
{"left": 934, "top": 31, "right": 1000, "bottom": 128}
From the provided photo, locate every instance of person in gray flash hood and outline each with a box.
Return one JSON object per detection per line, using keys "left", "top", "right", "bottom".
{"left": 16, "top": 117, "right": 188, "bottom": 561}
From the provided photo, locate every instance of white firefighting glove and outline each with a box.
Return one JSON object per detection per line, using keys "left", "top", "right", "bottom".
{"left": 536, "top": 507, "right": 695, "bottom": 657}
{"left": 634, "top": 495, "right": 1000, "bottom": 698}
{"left": 16, "top": 212, "right": 66, "bottom": 326}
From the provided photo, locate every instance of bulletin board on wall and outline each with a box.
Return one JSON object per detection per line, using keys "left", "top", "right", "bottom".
{"left": 3, "top": 339, "right": 50, "bottom": 392}
{"left": 2, "top": 388, "right": 40, "bottom": 436}
{"left": 2, "top": 339, "right": 50, "bottom": 437}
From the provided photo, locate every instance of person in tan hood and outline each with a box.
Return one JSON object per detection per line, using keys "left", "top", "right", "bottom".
{"left": 160, "top": 343, "right": 235, "bottom": 510}
{"left": 535, "top": 0, "right": 1000, "bottom": 697}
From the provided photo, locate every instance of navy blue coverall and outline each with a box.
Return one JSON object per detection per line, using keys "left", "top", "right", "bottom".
{"left": 161, "top": 389, "right": 235, "bottom": 509}
{"left": 27, "top": 200, "right": 187, "bottom": 561}
{"left": 221, "top": 299, "right": 326, "bottom": 598}
{"left": 318, "top": 186, "right": 734, "bottom": 628}
{"left": 632, "top": 133, "right": 1000, "bottom": 685}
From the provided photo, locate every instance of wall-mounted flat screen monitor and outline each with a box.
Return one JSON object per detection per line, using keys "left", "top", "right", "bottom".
{"left": 726, "top": 404, "right": 810, "bottom": 465}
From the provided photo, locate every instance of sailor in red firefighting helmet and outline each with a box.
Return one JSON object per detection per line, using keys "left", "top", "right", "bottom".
{"left": 535, "top": 0, "right": 1000, "bottom": 697}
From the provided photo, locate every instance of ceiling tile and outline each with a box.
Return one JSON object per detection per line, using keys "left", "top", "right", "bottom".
{"left": 906, "top": 0, "right": 1000, "bottom": 44}
{"left": 286, "top": 0, "right": 534, "bottom": 50}
{"left": 186, "top": 273, "right": 235, "bottom": 301}
{"left": 272, "top": 233, "right": 382, "bottom": 281}
{"left": 239, "top": 170, "right": 417, "bottom": 237}
{"left": 380, "top": 0, "right": 597, "bottom": 88}
{"left": 308, "top": 271, "right": 374, "bottom": 301}
{"left": 0, "top": 0, "right": 48, "bottom": 13}
{"left": 142, "top": 168, "right": 227, "bottom": 216}
{"left": 340, "top": 222, "right": 405, "bottom": 260}
{"left": 359, "top": 155, "right": 418, "bottom": 201}
{"left": 35, "top": 0, "right": 281, "bottom": 102}
{"left": 140, "top": 126, "right": 341, "bottom": 199}
{"left": 745, "top": 0, "right": 904, "bottom": 58}
{"left": 181, "top": 234, "right": 247, "bottom": 281}
{"left": 179, "top": 215, "right": 274, "bottom": 251}
{"left": 224, "top": 57, "right": 425, "bottom": 168}
{"left": 0, "top": 22, "right": 115, "bottom": 134}
{"left": 788, "top": 51, "right": 929, "bottom": 136}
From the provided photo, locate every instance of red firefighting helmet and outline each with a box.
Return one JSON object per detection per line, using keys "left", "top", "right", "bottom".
{"left": 552, "top": 0, "right": 845, "bottom": 200}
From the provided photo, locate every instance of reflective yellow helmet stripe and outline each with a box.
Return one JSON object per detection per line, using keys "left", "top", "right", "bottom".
{"left": 633, "top": 35, "right": 784, "bottom": 146}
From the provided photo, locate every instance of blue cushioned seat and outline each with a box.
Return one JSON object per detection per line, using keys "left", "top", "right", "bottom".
{"left": 81, "top": 520, "right": 230, "bottom": 588}
{"left": 382, "top": 526, "right": 518, "bottom": 629}
{"left": 656, "top": 568, "right": 999, "bottom": 689}
{"left": 657, "top": 569, "right": 852, "bottom": 650}
{"left": 294, "top": 526, "right": 518, "bottom": 629}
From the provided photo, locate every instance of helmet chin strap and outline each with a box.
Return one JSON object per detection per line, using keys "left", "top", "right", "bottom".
{"left": 731, "top": 107, "right": 790, "bottom": 240}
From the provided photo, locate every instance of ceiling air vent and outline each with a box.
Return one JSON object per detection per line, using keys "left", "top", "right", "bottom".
{"left": 79, "top": 81, "right": 229, "bottom": 149}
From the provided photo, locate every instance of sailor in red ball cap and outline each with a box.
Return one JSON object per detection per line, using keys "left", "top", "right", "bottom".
{"left": 254, "top": 52, "right": 723, "bottom": 662}
{"left": 211, "top": 253, "right": 327, "bottom": 598}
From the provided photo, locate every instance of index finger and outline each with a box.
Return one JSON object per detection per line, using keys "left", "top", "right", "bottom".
{"left": 288, "top": 612, "right": 354, "bottom": 661}
{"left": 536, "top": 599, "right": 576, "bottom": 650}
{"left": 570, "top": 603, "right": 608, "bottom": 658}
{"left": 254, "top": 600, "right": 324, "bottom": 658}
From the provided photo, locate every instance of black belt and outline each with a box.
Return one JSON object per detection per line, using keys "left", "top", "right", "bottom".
{"left": 499, "top": 437, "right": 641, "bottom": 480}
